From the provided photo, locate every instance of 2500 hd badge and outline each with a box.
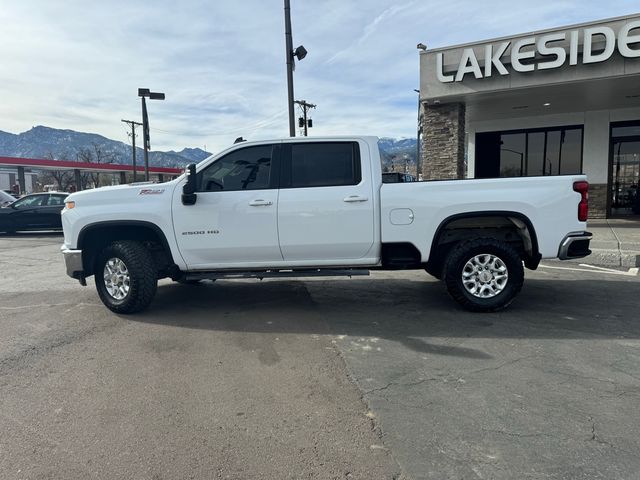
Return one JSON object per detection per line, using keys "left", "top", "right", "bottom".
{"left": 181, "top": 230, "right": 220, "bottom": 235}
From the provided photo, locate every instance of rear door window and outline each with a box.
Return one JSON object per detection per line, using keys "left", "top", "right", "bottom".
{"left": 281, "top": 142, "right": 361, "bottom": 188}
{"left": 47, "top": 194, "right": 66, "bottom": 206}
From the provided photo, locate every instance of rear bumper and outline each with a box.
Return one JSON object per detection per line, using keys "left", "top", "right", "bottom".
{"left": 558, "top": 231, "right": 592, "bottom": 260}
{"left": 62, "top": 247, "right": 86, "bottom": 284}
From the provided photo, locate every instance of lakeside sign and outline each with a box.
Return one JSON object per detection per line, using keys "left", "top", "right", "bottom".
{"left": 437, "top": 20, "right": 640, "bottom": 83}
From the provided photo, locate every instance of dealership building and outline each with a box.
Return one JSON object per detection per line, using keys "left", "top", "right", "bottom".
{"left": 419, "top": 14, "right": 640, "bottom": 217}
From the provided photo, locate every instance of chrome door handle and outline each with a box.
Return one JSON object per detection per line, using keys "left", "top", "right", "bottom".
{"left": 343, "top": 195, "right": 368, "bottom": 203}
{"left": 249, "top": 199, "right": 273, "bottom": 206}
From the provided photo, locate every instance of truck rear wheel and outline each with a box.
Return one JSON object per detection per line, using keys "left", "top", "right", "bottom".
{"left": 443, "top": 238, "right": 523, "bottom": 312}
{"left": 95, "top": 240, "right": 157, "bottom": 314}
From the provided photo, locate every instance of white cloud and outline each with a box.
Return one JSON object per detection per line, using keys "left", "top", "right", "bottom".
{"left": 0, "top": 0, "right": 638, "bottom": 153}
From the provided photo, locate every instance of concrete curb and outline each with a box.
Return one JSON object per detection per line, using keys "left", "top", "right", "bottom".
{"left": 578, "top": 220, "right": 640, "bottom": 268}
{"left": 574, "top": 248, "right": 640, "bottom": 268}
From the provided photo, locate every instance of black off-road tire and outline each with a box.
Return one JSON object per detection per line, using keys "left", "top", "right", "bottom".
{"left": 95, "top": 240, "right": 157, "bottom": 314}
{"left": 443, "top": 237, "right": 524, "bottom": 312}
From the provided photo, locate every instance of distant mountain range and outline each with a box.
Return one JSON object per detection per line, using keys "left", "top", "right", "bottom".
{"left": 0, "top": 126, "right": 417, "bottom": 169}
{"left": 377, "top": 137, "right": 418, "bottom": 167}
{"left": 0, "top": 126, "right": 210, "bottom": 168}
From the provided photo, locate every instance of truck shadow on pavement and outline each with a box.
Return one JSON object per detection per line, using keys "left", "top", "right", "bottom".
{"left": 125, "top": 275, "right": 640, "bottom": 360}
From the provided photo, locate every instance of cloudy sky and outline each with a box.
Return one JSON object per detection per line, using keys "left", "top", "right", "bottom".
{"left": 0, "top": 0, "right": 638, "bottom": 152}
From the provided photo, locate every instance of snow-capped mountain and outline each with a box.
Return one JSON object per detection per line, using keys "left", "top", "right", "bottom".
{"left": 377, "top": 137, "right": 418, "bottom": 167}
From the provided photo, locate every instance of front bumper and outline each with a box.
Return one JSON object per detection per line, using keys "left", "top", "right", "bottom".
{"left": 62, "top": 248, "right": 86, "bottom": 285}
{"left": 558, "top": 231, "right": 592, "bottom": 260}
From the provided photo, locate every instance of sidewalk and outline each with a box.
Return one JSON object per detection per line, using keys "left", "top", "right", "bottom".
{"left": 577, "top": 219, "right": 640, "bottom": 268}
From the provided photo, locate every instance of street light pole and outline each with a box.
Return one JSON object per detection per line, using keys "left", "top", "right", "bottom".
{"left": 283, "top": 1, "right": 308, "bottom": 138}
{"left": 141, "top": 96, "right": 150, "bottom": 181}
{"left": 138, "top": 88, "right": 165, "bottom": 181}
{"left": 284, "top": 0, "right": 296, "bottom": 137}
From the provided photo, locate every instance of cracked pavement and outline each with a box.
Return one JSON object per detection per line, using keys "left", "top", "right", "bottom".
{"left": 1, "top": 233, "right": 640, "bottom": 479}
{"left": 311, "top": 267, "right": 640, "bottom": 479}
{"left": 0, "top": 234, "right": 398, "bottom": 480}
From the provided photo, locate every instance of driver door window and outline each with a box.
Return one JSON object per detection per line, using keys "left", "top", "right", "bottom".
{"left": 198, "top": 145, "right": 273, "bottom": 192}
{"left": 13, "top": 195, "right": 47, "bottom": 208}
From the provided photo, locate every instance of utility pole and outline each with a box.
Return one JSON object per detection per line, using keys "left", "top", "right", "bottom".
{"left": 121, "top": 119, "right": 142, "bottom": 182}
{"left": 294, "top": 99, "right": 316, "bottom": 136}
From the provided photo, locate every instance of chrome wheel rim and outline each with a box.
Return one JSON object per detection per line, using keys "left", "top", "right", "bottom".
{"left": 462, "top": 254, "right": 508, "bottom": 299}
{"left": 103, "top": 257, "right": 130, "bottom": 300}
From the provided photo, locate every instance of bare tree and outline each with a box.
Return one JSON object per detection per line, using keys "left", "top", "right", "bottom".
{"left": 39, "top": 152, "right": 74, "bottom": 191}
{"left": 76, "top": 143, "right": 116, "bottom": 188}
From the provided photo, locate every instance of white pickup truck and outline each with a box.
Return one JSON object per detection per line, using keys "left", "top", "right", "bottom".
{"left": 61, "top": 136, "right": 591, "bottom": 313}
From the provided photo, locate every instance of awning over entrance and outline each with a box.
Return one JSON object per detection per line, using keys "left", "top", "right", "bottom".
{"left": 454, "top": 75, "right": 640, "bottom": 123}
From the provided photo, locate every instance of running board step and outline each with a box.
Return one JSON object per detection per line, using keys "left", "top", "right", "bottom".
{"left": 184, "top": 268, "right": 370, "bottom": 281}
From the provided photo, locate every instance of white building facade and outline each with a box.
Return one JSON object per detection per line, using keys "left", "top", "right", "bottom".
{"left": 0, "top": 168, "right": 36, "bottom": 194}
{"left": 419, "top": 14, "right": 640, "bottom": 217}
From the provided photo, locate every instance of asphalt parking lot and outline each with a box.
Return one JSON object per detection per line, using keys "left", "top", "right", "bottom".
{"left": 1, "top": 233, "right": 640, "bottom": 480}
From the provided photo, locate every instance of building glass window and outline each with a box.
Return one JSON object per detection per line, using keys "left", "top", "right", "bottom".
{"left": 545, "top": 130, "right": 562, "bottom": 176}
{"left": 499, "top": 133, "right": 526, "bottom": 177}
{"left": 560, "top": 129, "right": 583, "bottom": 175}
{"left": 476, "top": 126, "right": 583, "bottom": 178}
{"left": 610, "top": 120, "right": 640, "bottom": 216}
{"left": 526, "top": 132, "right": 545, "bottom": 176}
{"left": 611, "top": 124, "right": 640, "bottom": 138}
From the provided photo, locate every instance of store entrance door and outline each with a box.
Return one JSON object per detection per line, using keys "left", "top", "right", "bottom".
{"left": 610, "top": 121, "right": 640, "bottom": 216}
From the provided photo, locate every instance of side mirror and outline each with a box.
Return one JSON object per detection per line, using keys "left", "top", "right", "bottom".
{"left": 182, "top": 164, "right": 197, "bottom": 205}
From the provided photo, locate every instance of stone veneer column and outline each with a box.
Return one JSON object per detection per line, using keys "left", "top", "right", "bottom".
{"left": 420, "top": 102, "right": 466, "bottom": 180}
{"left": 588, "top": 184, "right": 608, "bottom": 219}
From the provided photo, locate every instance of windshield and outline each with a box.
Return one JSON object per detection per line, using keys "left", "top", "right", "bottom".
{"left": 0, "top": 190, "right": 16, "bottom": 206}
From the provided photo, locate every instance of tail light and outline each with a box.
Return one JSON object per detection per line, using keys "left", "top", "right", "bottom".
{"left": 573, "top": 181, "right": 589, "bottom": 222}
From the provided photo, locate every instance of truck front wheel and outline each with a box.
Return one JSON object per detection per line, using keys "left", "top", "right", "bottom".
{"left": 95, "top": 240, "right": 157, "bottom": 314}
{"left": 443, "top": 238, "right": 524, "bottom": 312}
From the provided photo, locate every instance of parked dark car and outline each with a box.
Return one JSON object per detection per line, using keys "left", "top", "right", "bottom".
{"left": 0, "top": 192, "right": 68, "bottom": 233}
